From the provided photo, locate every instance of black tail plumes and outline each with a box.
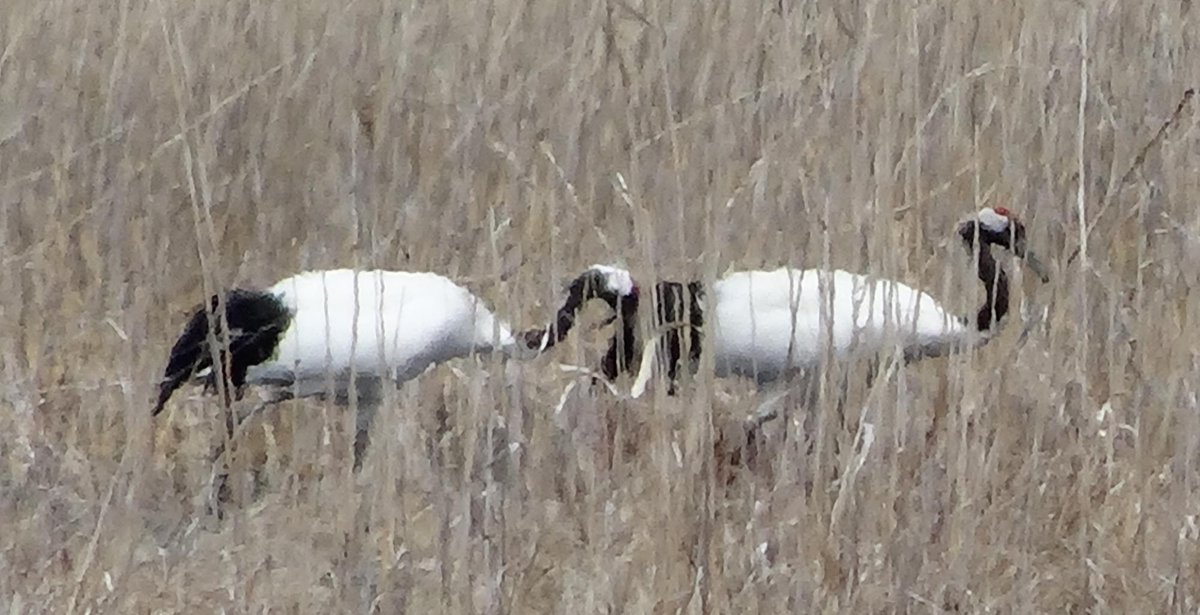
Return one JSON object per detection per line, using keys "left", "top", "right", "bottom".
{"left": 601, "top": 281, "right": 704, "bottom": 394}
{"left": 658, "top": 281, "right": 705, "bottom": 388}
{"left": 153, "top": 289, "right": 291, "bottom": 415}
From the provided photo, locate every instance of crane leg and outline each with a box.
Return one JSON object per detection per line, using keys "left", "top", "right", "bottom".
{"left": 207, "top": 388, "right": 293, "bottom": 518}
{"left": 353, "top": 402, "right": 378, "bottom": 472}
{"left": 351, "top": 377, "right": 384, "bottom": 472}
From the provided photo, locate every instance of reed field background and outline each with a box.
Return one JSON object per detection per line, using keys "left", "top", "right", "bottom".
{"left": 2, "top": 0, "right": 1200, "bottom": 612}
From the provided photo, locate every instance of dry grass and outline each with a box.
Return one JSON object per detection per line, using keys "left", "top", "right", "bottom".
{"left": 3, "top": 0, "right": 1200, "bottom": 612}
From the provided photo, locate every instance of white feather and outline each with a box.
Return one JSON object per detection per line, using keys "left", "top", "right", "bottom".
{"left": 244, "top": 269, "right": 519, "bottom": 393}
{"left": 710, "top": 267, "right": 970, "bottom": 382}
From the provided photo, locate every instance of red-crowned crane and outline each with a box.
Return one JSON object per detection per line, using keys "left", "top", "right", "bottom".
{"left": 534, "top": 207, "right": 1049, "bottom": 422}
{"left": 154, "top": 268, "right": 550, "bottom": 470}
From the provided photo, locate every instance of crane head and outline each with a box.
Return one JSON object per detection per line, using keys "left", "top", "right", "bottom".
{"left": 566, "top": 264, "right": 639, "bottom": 307}
{"left": 966, "top": 207, "right": 1050, "bottom": 283}
{"left": 520, "top": 265, "right": 640, "bottom": 353}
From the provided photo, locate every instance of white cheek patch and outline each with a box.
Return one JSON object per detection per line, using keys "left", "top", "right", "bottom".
{"left": 587, "top": 264, "right": 636, "bottom": 296}
{"left": 977, "top": 208, "right": 1010, "bottom": 233}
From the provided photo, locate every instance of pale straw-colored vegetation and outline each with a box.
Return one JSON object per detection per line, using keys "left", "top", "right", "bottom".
{"left": 2, "top": 0, "right": 1199, "bottom": 612}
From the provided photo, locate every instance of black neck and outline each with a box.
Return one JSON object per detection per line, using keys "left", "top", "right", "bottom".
{"left": 521, "top": 286, "right": 587, "bottom": 351}
{"left": 521, "top": 276, "right": 637, "bottom": 352}
{"left": 961, "top": 229, "right": 1009, "bottom": 331}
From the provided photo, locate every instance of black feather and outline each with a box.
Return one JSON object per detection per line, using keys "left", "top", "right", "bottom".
{"left": 153, "top": 289, "right": 291, "bottom": 415}
{"left": 601, "top": 280, "right": 705, "bottom": 395}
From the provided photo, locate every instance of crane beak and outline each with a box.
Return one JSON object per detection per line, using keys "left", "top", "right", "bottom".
{"left": 1019, "top": 249, "right": 1050, "bottom": 283}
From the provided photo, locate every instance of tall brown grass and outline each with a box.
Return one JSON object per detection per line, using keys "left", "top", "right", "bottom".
{"left": 2, "top": 0, "right": 1199, "bottom": 611}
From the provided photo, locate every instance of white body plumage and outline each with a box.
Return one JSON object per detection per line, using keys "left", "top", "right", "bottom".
{"left": 247, "top": 269, "right": 520, "bottom": 396}
{"left": 709, "top": 267, "right": 970, "bottom": 383}
{"left": 156, "top": 268, "right": 534, "bottom": 469}
{"left": 550, "top": 207, "right": 1047, "bottom": 402}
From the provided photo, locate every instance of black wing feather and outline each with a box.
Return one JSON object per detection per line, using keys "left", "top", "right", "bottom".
{"left": 152, "top": 289, "right": 290, "bottom": 415}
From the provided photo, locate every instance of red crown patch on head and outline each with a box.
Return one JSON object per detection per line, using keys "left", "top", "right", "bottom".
{"left": 993, "top": 206, "right": 1012, "bottom": 218}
